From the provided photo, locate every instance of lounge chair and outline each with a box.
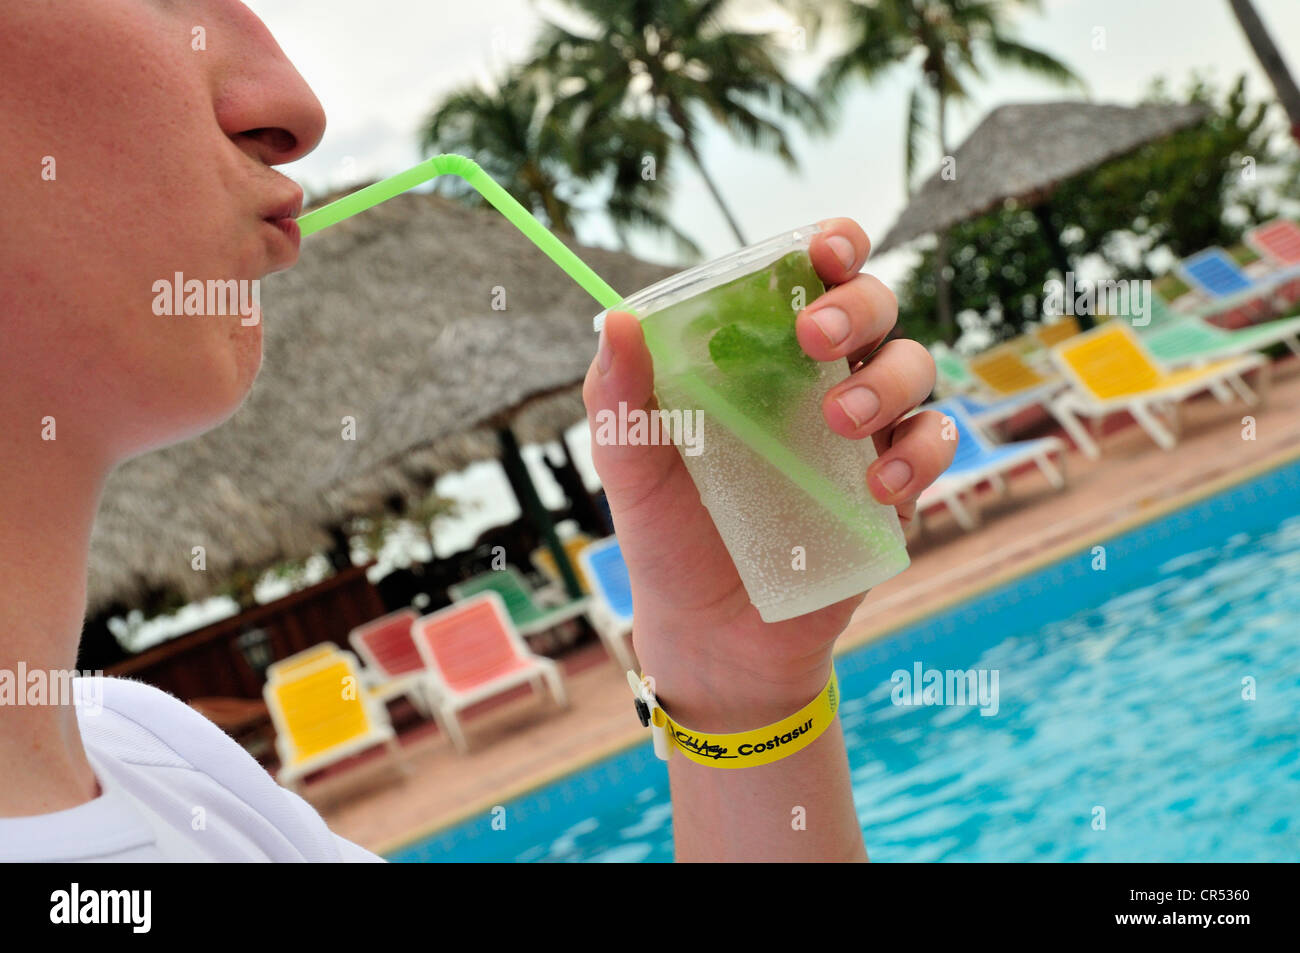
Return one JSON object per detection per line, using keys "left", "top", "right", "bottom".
{"left": 264, "top": 642, "right": 339, "bottom": 682}
{"left": 1047, "top": 323, "right": 1268, "bottom": 459}
{"left": 931, "top": 344, "right": 978, "bottom": 396}
{"left": 449, "top": 565, "right": 589, "bottom": 638}
{"left": 348, "top": 609, "right": 438, "bottom": 718}
{"left": 576, "top": 535, "right": 636, "bottom": 671}
{"left": 1142, "top": 314, "right": 1300, "bottom": 367}
{"left": 264, "top": 648, "right": 402, "bottom": 791}
{"left": 912, "top": 399, "right": 1067, "bottom": 532}
{"left": 963, "top": 343, "right": 1067, "bottom": 428}
{"left": 1033, "top": 316, "right": 1081, "bottom": 349}
{"left": 411, "top": 592, "right": 567, "bottom": 753}
{"left": 1177, "top": 247, "right": 1300, "bottom": 321}
{"left": 1245, "top": 218, "right": 1300, "bottom": 267}
{"left": 915, "top": 475, "right": 979, "bottom": 533}
{"left": 530, "top": 533, "right": 593, "bottom": 594}
{"left": 1102, "top": 291, "right": 1184, "bottom": 330}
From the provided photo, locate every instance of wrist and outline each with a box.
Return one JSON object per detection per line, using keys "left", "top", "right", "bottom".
{"left": 634, "top": 638, "right": 834, "bottom": 733}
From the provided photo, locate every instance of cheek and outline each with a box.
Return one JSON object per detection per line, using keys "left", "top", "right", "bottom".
{"left": 97, "top": 311, "right": 263, "bottom": 452}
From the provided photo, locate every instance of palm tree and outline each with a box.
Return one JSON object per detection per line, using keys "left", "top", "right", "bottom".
{"left": 533, "top": 0, "right": 826, "bottom": 246}
{"left": 422, "top": 69, "right": 697, "bottom": 254}
{"left": 420, "top": 71, "right": 580, "bottom": 234}
{"left": 1227, "top": 0, "right": 1300, "bottom": 145}
{"left": 819, "top": 0, "right": 1083, "bottom": 338}
{"left": 555, "top": 86, "right": 702, "bottom": 257}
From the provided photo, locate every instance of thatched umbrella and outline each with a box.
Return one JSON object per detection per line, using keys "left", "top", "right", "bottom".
{"left": 876, "top": 101, "right": 1209, "bottom": 329}
{"left": 87, "top": 190, "right": 673, "bottom": 615}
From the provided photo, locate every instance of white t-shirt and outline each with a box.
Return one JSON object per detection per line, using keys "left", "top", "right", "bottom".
{"left": 0, "top": 676, "right": 383, "bottom": 862}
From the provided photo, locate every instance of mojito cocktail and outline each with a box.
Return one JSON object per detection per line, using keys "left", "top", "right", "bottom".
{"left": 600, "top": 226, "right": 910, "bottom": 622}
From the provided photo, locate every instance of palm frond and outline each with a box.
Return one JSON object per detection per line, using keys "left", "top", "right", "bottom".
{"left": 987, "top": 37, "right": 1086, "bottom": 91}
{"left": 905, "top": 81, "right": 930, "bottom": 194}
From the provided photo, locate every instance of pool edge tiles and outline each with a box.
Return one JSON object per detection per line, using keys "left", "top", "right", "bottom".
{"left": 383, "top": 449, "right": 1300, "bottom": 860}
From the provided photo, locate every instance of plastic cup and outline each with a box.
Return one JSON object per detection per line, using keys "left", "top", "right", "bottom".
{"left": 595, "top": 225, "right": 910, "bottom": 622}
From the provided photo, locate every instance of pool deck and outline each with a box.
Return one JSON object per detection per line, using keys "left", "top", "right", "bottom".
{"left": 313, "top": 358, "right": 1300, "bottom": 855}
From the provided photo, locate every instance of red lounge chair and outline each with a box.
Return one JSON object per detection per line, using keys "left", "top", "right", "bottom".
{"left": 349, "top": 608, "right": 436, "bottom": 719}
{"left": 410, "top": 593, "right": 567, "bottom": 753}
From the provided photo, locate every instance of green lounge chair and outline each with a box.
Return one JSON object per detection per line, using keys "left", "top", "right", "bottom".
{"left": 1143, "top": 314, "right": 1300, "bottom": 367}
{"left": 1102, "top": 290, "right": 1186, "bottom": 330}
{"left": 932, "top": 346, "right": 976, "bottom": 396}
{"left": 449, "top": 566, "right": 589, "bottom": 638}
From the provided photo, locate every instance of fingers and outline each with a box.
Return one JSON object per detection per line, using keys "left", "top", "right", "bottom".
{"left": 822, "top": 338, "right": 935, "bottom": 438}
{"left": 796, "top": 272, "right": 898, "bottom": 363}
{"left": 865, "top": 409, "right": 956, "bottom": 506}
{"left": 582, "top": 311, "right": 683, "bottom": 513}
{"left": 808, "top": 218, "right": 871, "bottom": 285}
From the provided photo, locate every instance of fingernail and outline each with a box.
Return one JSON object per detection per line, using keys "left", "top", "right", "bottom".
{"left": 828, "top": 235, "right": 856, "bottom": 270}
{"left": 597, "top": 325, "right": 613, "bottom": 374}
{"left": 811, "top": 306, "right": 851, "bottom": 346}
{"left": 835, "top": 387, "right": 880, "bottom": 429}
{"left": 873, "top": 458, "right": 912, "bottom": 496}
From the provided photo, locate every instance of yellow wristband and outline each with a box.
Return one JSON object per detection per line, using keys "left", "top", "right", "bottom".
{"left": 627, "top": 667, "right": 839, "bottom": 769}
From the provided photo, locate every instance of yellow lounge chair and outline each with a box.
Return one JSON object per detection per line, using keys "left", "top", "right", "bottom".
{"left": 264, "top": 648, "right": 401, "bottom": 791}
{"left": 969, "top": 343, "right": 1060, "bottom": 397}
{"left": 1033, "top": 316, "right": 1081, "bottom": 350}
{"left": 265, "top": 642, "right": 339, "bottom": 682}
{"left": 963, "top": 343, "right": 1067, "bottom": 428}
{"left": 1047, "top": 324, "right": 1268, "bottom": 459}
{"left": 530, "top": 533, "right": 593, "bottom": 594}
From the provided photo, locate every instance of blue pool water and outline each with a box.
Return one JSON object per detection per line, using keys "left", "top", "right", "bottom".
{"left": 390, "top": 458, "right": 1300, "bottom": 862}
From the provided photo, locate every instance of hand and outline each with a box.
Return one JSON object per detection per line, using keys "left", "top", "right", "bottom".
{"left": 582, "top": 219, "right": 955, "bottom": 731}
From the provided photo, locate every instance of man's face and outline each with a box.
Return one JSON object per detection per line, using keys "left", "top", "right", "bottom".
{"left": 1, "top": 0, "right": 325, "bottom": 458}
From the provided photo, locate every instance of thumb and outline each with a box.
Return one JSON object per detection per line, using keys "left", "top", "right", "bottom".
{"left": 581, "top": 309, "right": 682, "bottom": 513}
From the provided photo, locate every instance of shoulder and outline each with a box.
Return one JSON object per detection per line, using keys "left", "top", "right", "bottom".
{"left": 75, "top": 675, "right": 368, "bottom": 861}
{"left": 76, "top": 675, "right": 237, "bottom": 765}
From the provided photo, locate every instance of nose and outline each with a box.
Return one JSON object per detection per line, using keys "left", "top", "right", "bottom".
{"left": 213, "top": 2, "right": 327, "bottom": 166}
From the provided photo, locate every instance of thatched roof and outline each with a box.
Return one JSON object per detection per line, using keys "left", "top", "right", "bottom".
{"left": 875, "top": 101, "right": 1209, "bottom": 254}
{"left": 87, "top": 190, "right": 674, "bottom": 614}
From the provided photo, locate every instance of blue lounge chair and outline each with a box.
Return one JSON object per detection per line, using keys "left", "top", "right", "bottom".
{"left": 1177, "top": 247, "right": 1300, "bottom": 317}
{"left": 946, "top": 391, "right": 1057, "bottom": 431}
{"left": 1179, "top": 248, "right": 1255, "bottom": 298}
{"left": 578, "top": 536, "right": 635, "bottom": 671}
{"left": 915, "top": 400, "right": 1067, "bottom": 531}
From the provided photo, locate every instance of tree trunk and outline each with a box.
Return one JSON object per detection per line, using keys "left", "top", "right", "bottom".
{"left": 668, "top": 102, "right": 749, "bottom": 246}
{"left": 1033, "top": 202, "right": 1092, "bottom": 331}
{"left": 1228, "top": 0, "right": 1300, "bottom": 144}
{"left": 497, "top": 428, "right": 583, "bottom": 600}
{"left": 933, "top": 91, "right": 955, "bottom": 342}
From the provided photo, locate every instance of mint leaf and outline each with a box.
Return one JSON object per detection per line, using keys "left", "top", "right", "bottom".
{"left": 701, "top": 252, "right": 823, "bottom": 428}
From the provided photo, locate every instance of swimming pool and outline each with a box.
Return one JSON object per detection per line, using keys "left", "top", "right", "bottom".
{"left": 390, "top": 456, "right": 1300, "bottom": 862}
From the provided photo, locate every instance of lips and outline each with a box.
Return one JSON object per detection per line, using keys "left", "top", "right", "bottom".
{"left": 269, "top": 215, "right": 301, "bottom": 246}
{"left": 263, "top": 190, "right": 304, "bottom": 224}
{"left": 262, "top": 187, "right": 305, "bottom": 264}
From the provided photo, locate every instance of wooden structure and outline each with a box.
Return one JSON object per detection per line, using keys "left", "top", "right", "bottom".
{"left": 105, "top": 566, "right": 385, "bottom": 703}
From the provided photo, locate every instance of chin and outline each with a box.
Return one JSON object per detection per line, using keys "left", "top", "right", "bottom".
{"left": 231, "top": 319, "right": 265, "bottom": 393}
{"left": 126, "top": 334, "right": 263, "bottom": 458}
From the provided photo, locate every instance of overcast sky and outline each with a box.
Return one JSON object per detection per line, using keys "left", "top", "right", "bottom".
{"left": 245, "top": 0, "right": 1300, "bottom": 288}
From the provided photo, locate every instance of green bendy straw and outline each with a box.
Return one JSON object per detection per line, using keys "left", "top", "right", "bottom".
{"left": 298, "top": 154, "right": 865, "bottom": 532}
{"left": 298, "top": 154, "right": 623, "bottom": 309}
